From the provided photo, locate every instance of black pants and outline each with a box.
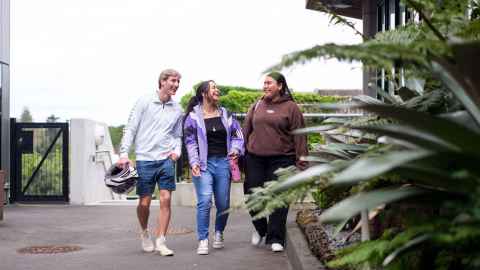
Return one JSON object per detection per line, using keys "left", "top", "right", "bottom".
{"left": 244, "top": 153, "right": 295, "bottom": 246}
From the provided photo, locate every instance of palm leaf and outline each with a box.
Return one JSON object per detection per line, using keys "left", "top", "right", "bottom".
{"left": 439, "top": 111, "right": 480, "bottom": 133}
{"left": 392, "top": 165, "right": 475, "bottom": 194}
{"left": 383, "top": 234, "right": 431, "bottom": 266}
{"left": 431, "top": 57, "right": 480, "bottom": 125}
{"left": 353, "top": 94, "right": 385, "bottom": 105}
{"left": 325, "top": 129, "right": 378, "bottom": 141}
{"left": 332, "top": 150, "right": 431, "bottom": 185}
{"left": 322, "top": 117, "right": 351, "bottom": 124}
{"left": 293, "top": 125, "right": 339, "bottom": 134}
{"left": 317, "top": 145, "right": 355, "bottom": 160}
{"left": 398, "top": 151, "right": 480, "bottom": 180}
{"left": 450, "top": 42, "right": 480, "bottom": 100}
{"left": 354, "top": 124, "right": 461, "bottom": 152}
{"left": 265, "top": 43, "right": 428, "bottom": 73}
{"left": 359, "top": 104, "right": 480, "bottom": 154}
{"left": 300, "top": 155, "right": 333, "bottom": 163}
{"left": 325, "top": 143, "right": 370, "bottom": 153}
{"left": 319, "top": 187, "right": 424, "bottom": 223}
{"left": 271, "top": 163, "right": 340, "bottom": 193}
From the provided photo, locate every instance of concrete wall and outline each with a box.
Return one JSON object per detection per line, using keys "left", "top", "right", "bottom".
{"left": 70, "top": 119, "right": 121, "bottom": 204}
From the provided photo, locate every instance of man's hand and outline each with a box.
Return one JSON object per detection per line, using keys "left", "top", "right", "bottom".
{"left": 169, "top": 152, "right": 179, "bottom": 161}
{"left": 191, "top": 164, "right": 201, "bottom": 177}
{"left": 117, "top": 157, "right": 131, "bottom": 169}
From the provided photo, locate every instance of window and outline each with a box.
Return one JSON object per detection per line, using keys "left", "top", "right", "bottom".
{"left": 376, "top": 0, "right": 410, "bottom": 100}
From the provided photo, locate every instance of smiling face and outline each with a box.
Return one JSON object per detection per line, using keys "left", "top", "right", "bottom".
{"left": 263, "top": 75, "right": 282, "bottom": 101}
{"left": 160, "top": 75, "right": 180, "bottom": 97}
{"left": 202, "top": 81, "right": 220, "bottom": 105}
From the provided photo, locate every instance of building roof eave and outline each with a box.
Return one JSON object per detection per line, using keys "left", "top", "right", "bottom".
{"left": 306, "top": 0, "right": 363, "bottom": 20}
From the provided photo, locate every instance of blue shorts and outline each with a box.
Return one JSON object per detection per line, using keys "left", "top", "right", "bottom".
{"left": 136, "top": 159, "right": 176, "bottom": 196}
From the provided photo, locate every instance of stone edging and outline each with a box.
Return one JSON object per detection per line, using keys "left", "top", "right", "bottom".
{"left": 286, "top": 210, "right": 326, "bottom": 270}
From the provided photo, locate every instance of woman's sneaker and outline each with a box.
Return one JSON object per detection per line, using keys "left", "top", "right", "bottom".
{"left": 197, "top": 239, "right": 209, "bottom": 255}
{"left": 155, "top": 236, "right": 174, "bottom": 256}
{"left": 212, "top": 231, "right": 224, "bottom": 249}
{"left": 140, "top": 230, "right": 155, "bottom": 252}
{"left": 271, "top": 243, "right": 284, "bottom": 252}
{"left": 251, "top": 231, "right": 264, "bottom": 246}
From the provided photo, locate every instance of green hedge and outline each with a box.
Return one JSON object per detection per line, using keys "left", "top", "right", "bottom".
{"left": 180, "top": 84, "right": 347, "bottom": 113}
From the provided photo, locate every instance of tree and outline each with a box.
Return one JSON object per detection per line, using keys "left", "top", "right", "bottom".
{"left": 109, "top": 125, "right": 125, "bottom": 153}
{"left": 20, "top": 107, "right": 33, "bottom": 122}
{"left": 45, "top": 114, "right": 61, "bottom": 153}
{"left": 46, "top": 114, "right": 59, "bottom": 123}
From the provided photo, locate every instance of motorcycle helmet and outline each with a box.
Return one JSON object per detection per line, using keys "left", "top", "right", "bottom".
{"left": 104, "top": 164, "right": 138, "bottom": 194}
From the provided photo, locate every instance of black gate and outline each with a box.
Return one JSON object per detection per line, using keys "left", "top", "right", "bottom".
{"left": 10, "top": 119, "right": 69, "bottom": 203}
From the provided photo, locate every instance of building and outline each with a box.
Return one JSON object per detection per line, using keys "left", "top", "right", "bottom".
{"left": 306, "top": 0, "right": 411, "bottom": 98}
{"left": 0, "top": 0, "right": 9, "bottom": 213}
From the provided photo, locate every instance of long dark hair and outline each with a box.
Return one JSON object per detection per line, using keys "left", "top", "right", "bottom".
{"left": 266, "top": 71, "right": 294, "bottom": 101}
{"left": 183, "top": 80, "right": 213, "bottom": 123}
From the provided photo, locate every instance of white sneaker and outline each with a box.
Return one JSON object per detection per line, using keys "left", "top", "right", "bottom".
{"left": 197, "top": 239, "right": 209, "bottom": 255}
{"left": 251, "top": 231, "right": 264, "bottom": 246}
{"left": 140, "top": 230, "right": 155, "bottom": 252}
{"left": 271, "top": 243, "right": 284, "bottom": 252}
{"left": 155, "top": 236, "right": 174, "bottom": 256}
{"left": 212, "top": 231, "right": 224, "bottom": 249}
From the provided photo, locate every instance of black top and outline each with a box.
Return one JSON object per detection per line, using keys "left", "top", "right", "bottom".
{"left": 205, "top": 117, "right": 227, "bottom": 157}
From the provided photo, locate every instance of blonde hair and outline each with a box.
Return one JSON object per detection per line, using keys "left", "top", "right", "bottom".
{"left": 158, "top": 69, "right": 181, "bottom": 88}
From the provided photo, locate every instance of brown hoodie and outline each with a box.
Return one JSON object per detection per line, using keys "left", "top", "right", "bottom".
{"left": 243, "top": 95, "right": 308, "bottom": 166}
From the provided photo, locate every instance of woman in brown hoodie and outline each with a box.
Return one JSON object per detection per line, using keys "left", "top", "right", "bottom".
{"left": 243, "top": 72, "right": 308, "bottom": 252}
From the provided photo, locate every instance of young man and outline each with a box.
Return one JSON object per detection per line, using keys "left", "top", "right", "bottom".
{"left": 118, "top": 69, "right": 183, "bottom": 256}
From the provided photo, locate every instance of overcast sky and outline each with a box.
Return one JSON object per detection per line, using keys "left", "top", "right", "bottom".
{"left": 11, "top": 0, "right": 362, "bottom": 126}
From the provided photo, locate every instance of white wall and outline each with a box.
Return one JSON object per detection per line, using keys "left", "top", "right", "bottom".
{"left": 70, "top": 119, "right": 119, "bottom": 204}
{"left": 172, "top": 182, "right": 245, "bottom": 208}
{"left": 0, "top": 0, "right": 9, "bottom": 64}
{"left": 69, "top": 118, "right": 247, "bottom": 207}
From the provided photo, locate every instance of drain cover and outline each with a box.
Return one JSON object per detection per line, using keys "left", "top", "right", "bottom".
{"left": 17, "top": 245, "right": 82, "bottom": 254}
{"left": 167, "top": 227, "right": 193, "bottom": 235}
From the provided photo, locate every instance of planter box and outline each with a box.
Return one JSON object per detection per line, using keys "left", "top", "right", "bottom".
{"left": 286, "top": 209, "right": 327, "bottom": 270}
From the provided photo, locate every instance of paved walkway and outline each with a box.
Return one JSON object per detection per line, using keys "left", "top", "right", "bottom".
{"left": 0, "top": 204, "right": 289, "bottom": 270}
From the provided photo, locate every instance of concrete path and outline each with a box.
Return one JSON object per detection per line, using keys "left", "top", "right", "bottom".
{"left": 0, "top": 204, "right": 289, "bottom": 270}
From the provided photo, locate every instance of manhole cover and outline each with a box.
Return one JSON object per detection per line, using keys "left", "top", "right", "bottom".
{"left": 167, "top": 227, "right": 193, "bottom": 235}
{"left": 17, "top": 245, "right": 83, "bottom": 254}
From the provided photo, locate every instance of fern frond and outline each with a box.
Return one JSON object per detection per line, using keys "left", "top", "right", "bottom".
{"left": 265, "top": 42, "right": 428, "bottom": 73}
{"left": 309, "top": 0, "right": 365, "bottom": 40}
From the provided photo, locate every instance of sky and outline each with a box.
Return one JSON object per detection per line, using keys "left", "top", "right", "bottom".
{"left": 11, "top": 0, "right": 363, "bottom": 126}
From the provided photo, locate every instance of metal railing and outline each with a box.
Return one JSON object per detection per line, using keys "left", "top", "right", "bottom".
{"left": 234, "top": 113, "right": 363, "bottom": 119}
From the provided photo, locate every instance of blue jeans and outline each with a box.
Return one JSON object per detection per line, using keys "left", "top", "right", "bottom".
{"left": 136, "top": 159, "right": 176, "bottom": 196}
{"left": 192, "top": 156, "right": 231, "bottom": 240}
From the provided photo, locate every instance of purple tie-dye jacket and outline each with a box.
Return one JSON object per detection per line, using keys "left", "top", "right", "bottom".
{"left": 183, "top": 105, "right": 245, "bottom": 171}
